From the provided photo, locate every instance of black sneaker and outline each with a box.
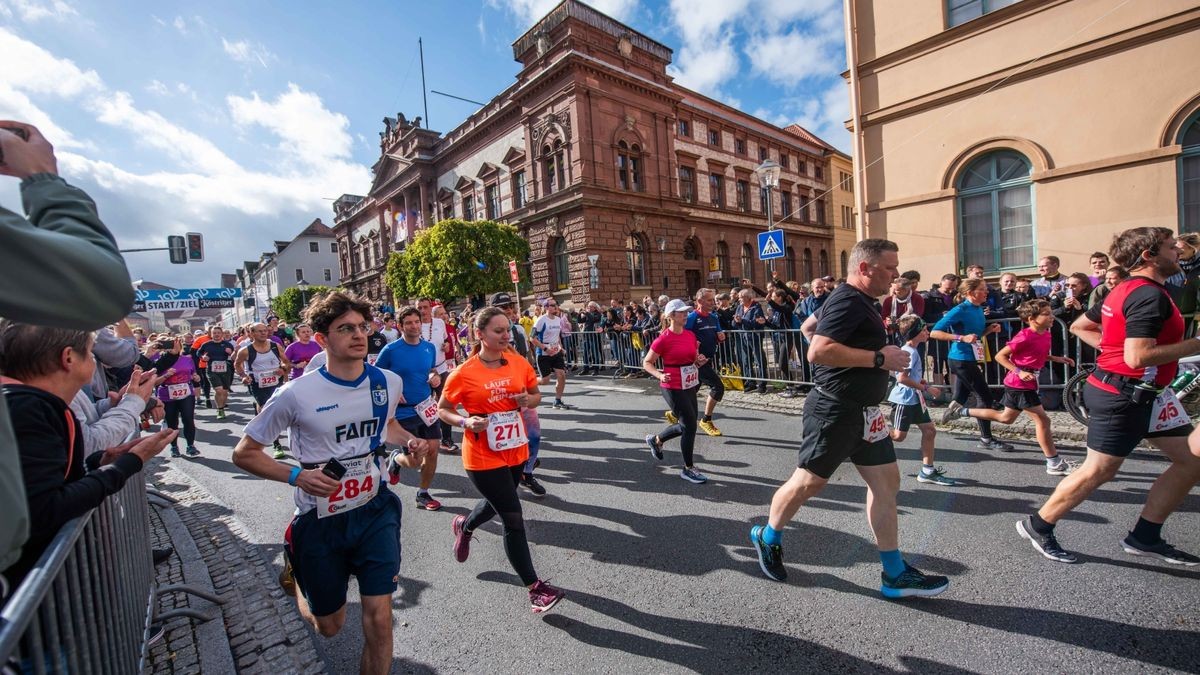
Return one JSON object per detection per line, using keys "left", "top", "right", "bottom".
{"left": 880, "top": 563, "right": 950, "bottom": 599}
{"left": 204, "top": 398, "right": 213, "bottom": 409}
{"left": 1016, "top": 518, "right": 1077, "bottom": 563}
{"left": 1120, "top": 534, "right": 1200, "bottom": 566}
{"left": 520, "top": 473, "right": 547, "bottom": 497}
{"left": 169, "top": 444, "right": 181, "bottom": 458}
{"left": 553, "top": 400, "right": 574, "bottom": 410}
{"left": 749, "top": 525, "right": 787, "bottom": 581}
{"left": 644, "top": 434, "right": 663, "bottom": 461}
{"left": 979, "top": 438, "right": 1015, "bottom": 451}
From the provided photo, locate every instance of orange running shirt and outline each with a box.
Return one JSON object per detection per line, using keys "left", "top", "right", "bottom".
{"left": 441, "top": 354, "right": 539, "bottom": 471}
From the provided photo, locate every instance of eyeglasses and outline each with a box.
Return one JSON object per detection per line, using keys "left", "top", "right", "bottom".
{"left": 332, "top": 322, "right": 375, "bottom": 336}
{"left": 545, "top": 303, "right": 557, "bottom": 307}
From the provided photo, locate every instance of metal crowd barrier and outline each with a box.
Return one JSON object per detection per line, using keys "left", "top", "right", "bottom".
{"left": 562, "top": 317, "right": 1095, "bottom": 393}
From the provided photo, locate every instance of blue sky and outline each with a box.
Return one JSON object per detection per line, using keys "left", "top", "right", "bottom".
{"left": 0, "top": 0, "right": 849, "bottom": 288}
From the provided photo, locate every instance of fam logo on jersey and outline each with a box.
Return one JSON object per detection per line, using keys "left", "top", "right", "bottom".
{"left": 336, "top": 419, "right": 381, "bottom": 443}
{"left": 372, "top": 387, "right": 387, "bottom": 406}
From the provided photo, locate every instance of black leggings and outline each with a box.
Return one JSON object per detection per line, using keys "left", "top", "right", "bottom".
{"left": 164, "top": 395, "right": 196, "bottom": 445}
{"left": 465, "top": 465, "right": 537, "bottom": 586}
{"left": 658, "top": 386, "right": 699, "bottom": 466}
{"left": 949, "top": 358, "right": 994, "bottom": 439}
{"left": 198, "top": 369, "right": 211, "bottom": 399}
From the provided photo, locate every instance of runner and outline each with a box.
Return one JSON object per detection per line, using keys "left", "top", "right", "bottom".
{"left": 490, "top": 291, "right": 548, "bottom": 497}
{"left": 365, "top": 319, "right": 388, "bottom": 366}
{"left": 672, "top": 288, "right": 726, "bottom": 436}
{"left": 153, "top": 335, "right": 201, "bottom": 458}
{"left": 284, "top": 324, "right": 323, "bottom": 380}
{"left": 643, "top": 299, "right": 709, "bottom": 484}
{"left": 191, "top": 328, "right": 213, "bottom": 408}
{"left": 886, "top": 315, "right": 953, "bottom": 486}
{"left": 943, "top": 298, "right": 1077, "bottom": 476}
{"left": 234, "top": 322, "right": 293, "bottom": 459}
{"left": 437, "top": 307, "right": 566, "bottom": 613}
{"left": 418, "top": 298, "right": 458, "bottom": 454}
{"left": 232, "top": 291, "right": 425, "bottom": 675}
{"left": 532, "top": 298, "right": 573, "bottom": 409}
{"left": 196, "top": 326, "right": 236, "bottom": 419}
{"left": 1017, "top": 227, "right": 1200, "bottom": 565}
{"left": 929, "top": 278, "right": 1014, "bottom": 451}
{"left": 374, "top": 306, "right": 443, "bottom": 511}
{"left": 749, "top": 239, "right": 951, "bottom": 598}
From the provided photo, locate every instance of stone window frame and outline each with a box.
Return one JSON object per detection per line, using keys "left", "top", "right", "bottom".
{"left": 615, "top": 137, "right": 644, "bottom": 192}
{"left": 541, "top": 137, "right": 567, "bottom": 196}
{"left": 735, "top": 179, "right": 750, "bottom": 213}
{"left": 740, "top": 242, "right": 755, "bottom": 284}
{"left": 550, "top": 236, "right": 570, "bottom": 291}
{"left": 678, "top": 118, "right": 690, "bottom": 139}
{"left": 484, "top": 182, "right": 501, "bottom": 220}
{"left": 709, "top": 173, "right": 725, "bottom": 208}
{"left": 511, "top": 170, "right": 528, "bottom": 209}
{"left": 627, "top": 232, "right": 648, "bottom": 287}
{"left": 714, "top": 240, "right": 730, "bottom": 276}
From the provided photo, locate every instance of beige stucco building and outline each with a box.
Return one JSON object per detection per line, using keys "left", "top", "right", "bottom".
{"left": 844, "top": 0, "right": 1200, "bottom": 283}
{"left": 830, "top": 150, "right": 856, "bottom": 278}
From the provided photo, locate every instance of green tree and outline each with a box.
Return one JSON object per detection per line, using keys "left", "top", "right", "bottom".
{"left": 385, "top": 218, "right": 529, "bottom": 301}
{"left": 269, "top": 285, "right": 337, "bottom": 323}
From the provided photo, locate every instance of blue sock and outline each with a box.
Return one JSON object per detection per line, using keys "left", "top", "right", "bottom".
{"left": 762, "top": 525, "right": 782, "bottom": 546}
{"left": 880, "top": 549, "right": 905, "bottom": 578}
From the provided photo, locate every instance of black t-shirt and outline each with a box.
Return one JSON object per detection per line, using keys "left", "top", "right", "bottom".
{"left": 1085, "top": 282, "right": 1174, "bottom": 338}
{"left": 812, "top": 283, "right": 889, "bottom": 406}
{"left": 197, "top": 339, "right": 235, "bottom": 365}
{"left": 367, "top": 333, "right": 388, "bottom": 355}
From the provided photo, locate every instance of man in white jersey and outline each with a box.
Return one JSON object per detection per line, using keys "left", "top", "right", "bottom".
{"left": 533, "top": 297, "right": 572, "bottom": 409}
{"left": 417, "top": 298, "right": 457, "bottom": 453}
{"left": 234, "top": 322, "right": 293, "bottom": 458}
{"left": 233, "top": 292, "right": 425, "bottom": 675}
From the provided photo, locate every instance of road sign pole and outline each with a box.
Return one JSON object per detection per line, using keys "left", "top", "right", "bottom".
{"left": 509, "top": 260, "right": 521, "bottom": 314}
{"left": 765, "top": 186, "right": 775, "bottom": 277}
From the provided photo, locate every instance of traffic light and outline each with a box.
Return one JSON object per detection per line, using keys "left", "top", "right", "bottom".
{"left": 168, "top": 235, "right": 186, "bottom": 264}
{"left": 186, "top": 232, "right": 204, "bottom": 262}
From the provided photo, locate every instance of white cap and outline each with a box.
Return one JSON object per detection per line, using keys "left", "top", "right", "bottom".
{"left": 663, "top": 299, "right": 691, "bottom": 314}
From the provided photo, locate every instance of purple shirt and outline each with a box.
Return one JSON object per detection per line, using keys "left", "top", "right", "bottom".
{"left": 284, "top": 341, "right": 323, "bottom": 380}
{"left": 155, "top": 354, "right": 196, "bottom": 401}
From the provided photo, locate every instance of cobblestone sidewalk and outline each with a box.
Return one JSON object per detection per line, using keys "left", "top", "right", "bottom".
{"left": 145, "top": 460, "right": 322, "bottom": 675}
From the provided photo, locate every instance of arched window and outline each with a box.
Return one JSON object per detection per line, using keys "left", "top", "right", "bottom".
{"left": 802, "top": 248, "right": 813, "bottom": 281}
{"left": 617, "top": 140, "right": 643, "bottom": 191}
{"left": 683, "top": 237, "right": 701, "bottom": 261}
{"left": 740, "top": 243, "right": 755, "bottom": 284}
{"left": 957, "top": 149, "right": 1034, "bottom": 271}
{"left": 715, "top": 241, "right": 730, "bottom": 277}
{"left": 1181, "top": 114, "right": 1200, "bottom": 232}
{"left": 551, "top": 237, "right": 570, "bottom": 291}
{"left": 818, "top": 250, "right": 829, "bottom": 277}
{"left": 785, "top": 246, "right": 797, "bottom": 281}
{"left": 627, "top": 233, "right": 647, "bottom": 286}
{"left": 840, "top": 250, "right": 849, "bottom": 277}
{"left": 543, "top": 139, "right": 566, "bottom": 195}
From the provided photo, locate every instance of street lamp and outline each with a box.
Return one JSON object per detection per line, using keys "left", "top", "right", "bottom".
{"left": 755, "top": 158, "right": 781, "bottom": 276}
{"left": 296, "top": 279, "right": 310, "bottom": 313}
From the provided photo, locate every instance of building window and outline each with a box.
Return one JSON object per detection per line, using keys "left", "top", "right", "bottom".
{"left": 815, "top": 198, "right": 826, "bottom": 225}
{"left": 679, "top": 166, "right": 695, "bottom": 203}
{"left": 708, "top": 128, "right": 720, "bottom": 146}
{"left": 780, "top": 190, "right": 792, "bottom": 219}
{"left": 781, "top": 154, "right": 790, "bottom": 170}
{"left": 1181, "top": 115, "right": 1200, "bottom": 232}
{"left": 842, "top": 205, "right": 854, "bottom": 229}
{"left": 309, "top": 241, "right": 319, "bottom": 253}
{"left": 947, "top": 0, "right": 1021, "bottom": 28}
{"left": 552, "top": 237, "right": 570, "bottom": 291}
{"left": 323, "top": 268, "right": 332, "bottom": 282}
{"left": 627, "top": 233, "right": 647, "bottom": 286}
{"left": 758, "top": 146, "right": 768, "bottom": 161}
{"left": 617, "top": 141, "right": 642, "bottom": 191}
{"left": 678, "top": 119, "right": 690, "bottom": 138}
{"left": 485, "top": 184, "right": 500, "bottom": 219}
{"left": 799, "top": 194, "right": 810, "bottom": 222}
{"left": 797, "top": 159, "right": 807, "bottom": 175}
{"left": 840, "top": 250, "right": 849, "bottom": 277}
{"left": 462, "top": 194, "right": 476, "bottom": 221}
{"left": 803, "top": 248, "right": 813, "bottom": 281}
{"left": 295, "top": 268, "right": 304, "bottom": 282}
{"left": 785, "top": 247, "right": 797, "bottom": 281}
{"left": 759, "top": 187, "right": 769, "bottom": 214}
{"left": 735, "top": 139, "right": 746, "bottom": 155}
{"left": 715, "top": 241, "right": 730, "bottom": 275}
{"left": 819, "top": 250, "right": 829, "bottom": 277}
{"left": 956, "top": 149, "right": 1035, "bottom": 271}
{"left": 814, "top": 165, "right": 823, "bottom": 180}
{"left": 543, "top": 139, "right": 566, "bottom": 194}
{"left": 736, "top": 180, "right": 749, "bottom": 212}
{"left": 683, "top": 237, "right": 700, "bottom": 261}
{"left": 512, "top": 170, "right": 527, "bottom": 209}
{"left": 709, "top": 174, "right": 724, "bottom": 208}
{"left": 741, "top": 243, "right": 755, "bottom": 284}
{"left": 840, "top": 171, "right": 852, "bottom": 191}
{"left": 330, "top": 242, "right": 338, "bottom": 253}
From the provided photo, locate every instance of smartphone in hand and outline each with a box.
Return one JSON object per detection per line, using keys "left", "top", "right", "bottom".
{"left": 322, "top": 458, "right": 347, "bottom": 480}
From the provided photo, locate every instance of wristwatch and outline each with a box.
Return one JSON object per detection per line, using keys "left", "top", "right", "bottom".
{"left": 873, "top": 351, "right": 885, "bottom": 369}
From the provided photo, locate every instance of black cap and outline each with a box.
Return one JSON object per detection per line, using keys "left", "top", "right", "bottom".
{"left": 489, "top": 291, "right": 514, "bottom": 307}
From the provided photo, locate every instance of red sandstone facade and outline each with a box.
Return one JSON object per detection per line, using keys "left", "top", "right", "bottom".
{"left": 333, "top": 0, "right": 836, "bottom": 306}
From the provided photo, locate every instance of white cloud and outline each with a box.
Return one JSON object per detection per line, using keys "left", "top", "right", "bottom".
{"left": 221, "top": 37, "right": 275, "bottom": 68}
{"left": 0, "top": 0, "right": 78, "bottom": 22}
{"left": 668, "top": 0, "right": 750, "bottom": 45}
{"left": 146, "top": 79, "right": 170, "bottom": 96}
{"left": 0, "top": 27, "right": 103, "bottom": 98}
{"left": 227, "top": 83, "right": 355, "bottom": 167}
{"left": 486, "top": 0, "right": 637, "bottom": 26}
{"left": 745, "top": 29, "right": 840, "bottom": 84}
{"left": 172, "top": 15, "right": 187, "bottom": 33}
{"left": 668, "top": 37, "right": 740, "bottom": 96}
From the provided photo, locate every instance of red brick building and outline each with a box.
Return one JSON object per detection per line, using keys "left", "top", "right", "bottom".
{"left": 333, "top": 0, "right": 836, "bottom": 306}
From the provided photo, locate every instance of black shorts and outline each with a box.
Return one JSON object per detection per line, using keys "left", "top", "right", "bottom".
{"left": 207, "top": 366, "right": 234, "bottom": 390}
{"left": 287, "top": 489, "right": 401, "bottom": 617}
{"left": 398, "top": 415, "right": 442, "bottom": 440}
{"left": 1084, "top": 381, "right": 1193, "bottom": 457}
{"left": 537, "top": 352, "right": 567, "bottom": 376}
{"left": 889, "top": 402, "right": 931, "bottom": 432}
{"left": 250, "top": 383, "right": 279, "bottom": 408}
{"left": 697, "top": 361, "right": 724, "bottom": 402}
{"left": 1000, "top": 387, "right": 1043, "bottom": 411}
{"left": 796, "top": 391, "right": 896, "bottom": 479}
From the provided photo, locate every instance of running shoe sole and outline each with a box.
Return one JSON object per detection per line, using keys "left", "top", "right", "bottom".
{"left": 698, "top": 421, "right": 723, "bottom": 437}
{"left": 452, "top": 516, "right": 471, "bottom": 563}
{"left": 645, "top": 434, "right": 663, "bottom": 461}
{"left": 749, "top": 526, "right": 787, "bottom": 582}
{"left": 916, "top": 474, "right": 956, "bottom": 486}
{"left": 1015, "top": 519, "right": 1077, "bottom": 563}
{"left": 941, "top": 401, "right": 963, "bottom": 425}
{"left": 880, "top": 583, "right": 949, "bottom": 599}
{"left": 680, "top": 470, "right": 707, "bottom": 484}
{"left": 530, "top": 591, "right": 564, "bottom": 613}
{"left": 1120, "top": 537, "right": 1200, "bottom": 566}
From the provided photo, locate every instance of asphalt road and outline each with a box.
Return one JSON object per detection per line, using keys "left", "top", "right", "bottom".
{"left": 170, "top": 382, "right": 1200, "bottom": 674}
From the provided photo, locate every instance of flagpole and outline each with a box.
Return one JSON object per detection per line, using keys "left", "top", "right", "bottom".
{"left": 419, "top": 37, "right": 429, "bottom": 128}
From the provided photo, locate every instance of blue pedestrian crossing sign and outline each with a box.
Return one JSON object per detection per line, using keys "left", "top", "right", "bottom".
{"left": 757, "top": 230, "right": 785, "bottom": 261}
